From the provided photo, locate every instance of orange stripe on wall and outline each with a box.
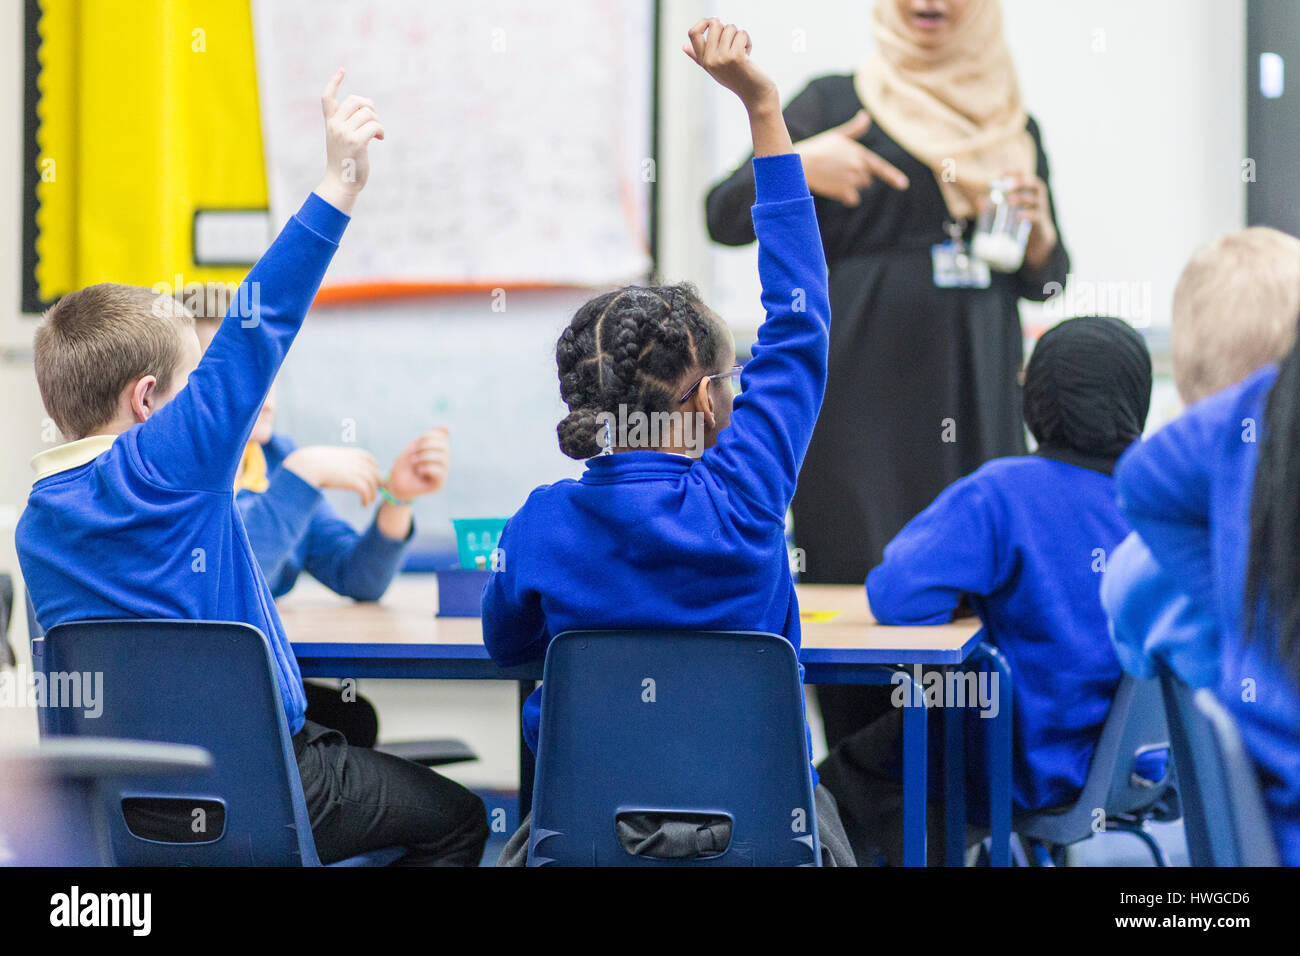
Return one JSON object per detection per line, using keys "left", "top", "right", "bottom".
{"left": 312, "top": 280, "right": 595, "bottom": 306}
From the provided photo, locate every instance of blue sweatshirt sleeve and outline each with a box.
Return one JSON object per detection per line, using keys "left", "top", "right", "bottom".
{"left": 130, "top": 194, "right": 349, "bottom": 492}
{"left": 1114, "top": 397, "right": 1223, "bottom": 611}
{"left": 1101, "top": 531, "right": 1221, "bottom": 688}
{"left": 702, "top": 154, "right": 830, "bottom": 521}
{"left": 867, "top": 474, "right": 1008, "bottom": 625}
{"left": 298, "top": 503, "right": 412, "bottom": 603}
{"left": 236, "top": 467, "right": 323, "bottom": 592}
{"left": 481, "top": 507, "right": 548, "bottom": 667}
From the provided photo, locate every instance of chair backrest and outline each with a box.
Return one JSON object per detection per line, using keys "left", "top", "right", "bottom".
{"left": 0, "top": 739, "right": 211, "bottom": 866}
{"left": 1193, "top": 688, "right": 1280, "bottom": 866}
{"left": 529, "top": 630, "right": 819, "bottom": 866}
{"left": 39, "top": 620, "right": 320, "bottom": 865}
{"left": 0, "top": 573, "right": 14, "bottom": 667}
{"left": 1095, "top": 674, "right": 1175, "bottom": 816}
{"left": 1157, "top": 667, "right": 1234, "bottom": 865}
{"left": 26, "top": 592, "right": 50, "bottom": 735}
{"left": 1015, "top": 673, "right": 1175, "bottom": 846}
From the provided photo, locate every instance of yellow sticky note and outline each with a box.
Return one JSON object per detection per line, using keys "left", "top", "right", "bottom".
{"left": 799, "top": 610, "right": 841, "bottom": 623}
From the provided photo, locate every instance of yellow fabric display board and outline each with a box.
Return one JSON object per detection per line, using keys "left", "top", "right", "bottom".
{"left": 34, "top": 0, "right": 267, "bottom": 304}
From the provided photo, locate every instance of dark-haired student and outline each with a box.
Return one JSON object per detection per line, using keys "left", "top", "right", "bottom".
{"left": 818, "top": 316, "right": 1160, "bottom": 866}
{"left": 481, "top": 19, "right": 855, "bottom": 865}
{"left": 1113, "top": 329, "right": 1300, "bottom": 866}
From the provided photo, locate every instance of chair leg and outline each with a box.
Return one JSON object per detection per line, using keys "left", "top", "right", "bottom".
{"left": 1108, "top": 819, "right": 1169, "bottom": 867}
{"left": 1028, "top": 840, "right": 1056, "bottom": 867}
{"left": 1009, "top": 834, "right": 1030, "bottom": 867}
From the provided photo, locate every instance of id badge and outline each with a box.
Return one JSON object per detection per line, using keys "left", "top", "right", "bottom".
{"left": 931, "top": 240, "right": 991, "bottom": 289}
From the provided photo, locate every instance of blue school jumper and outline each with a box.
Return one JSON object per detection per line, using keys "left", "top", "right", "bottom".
{"left": 1117, "top": 365, "right": 1300, "bottom": 865}
{"left": 17, "top": 194, "right": 349, "bottom": 736}
{"left": 481, "top": 154, "right": 829, "bottom": 779}
{"left": 867, "top": 455, "right": 1135, "bottom": 812}
{"left": 236, "top": 433, "right": 412, "bottom": 600}
{"left": 1102, "top": 531, "right": 1220, "bottom": 689}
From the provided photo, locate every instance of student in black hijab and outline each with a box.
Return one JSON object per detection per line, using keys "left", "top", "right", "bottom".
{"left": 1024, "top": 315, "right": 1153, "bottom": 475}
{"left": 817, "top": 316, "right": 1155, "bottom": 866}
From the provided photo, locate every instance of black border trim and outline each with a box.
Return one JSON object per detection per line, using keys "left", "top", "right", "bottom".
{"left": 21, "top": 0, "right": 44, "bottom": 314}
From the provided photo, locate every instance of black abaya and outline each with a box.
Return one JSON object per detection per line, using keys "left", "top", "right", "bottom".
{"left": 705, "top": 74, "right": 1070, "bottom": 747}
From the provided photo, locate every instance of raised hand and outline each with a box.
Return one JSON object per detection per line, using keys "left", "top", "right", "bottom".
{"left": 682, "top": 18, "right": 775, "bottom": 110}
{"left": 796, "top": 110, "right": 910, "bottom": 206}
{"left": 683, "top": 19, "right": 791, "bottom": 158}
{"left": 386, "top": 427, "right": 450, "bottom": 502}
{"left": 316, "top": 68, "right": 385, "bottom": 214}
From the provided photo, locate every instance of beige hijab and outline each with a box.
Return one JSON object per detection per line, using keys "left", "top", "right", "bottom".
{"left": 855, "top": 0, "right": 1036, "bottom": 219}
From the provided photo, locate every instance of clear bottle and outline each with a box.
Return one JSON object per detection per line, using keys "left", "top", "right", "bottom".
{"left": 971, "top": 177, "right": 1032, "bottom": 273}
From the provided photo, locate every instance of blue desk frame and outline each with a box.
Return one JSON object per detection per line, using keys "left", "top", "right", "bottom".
{"left": 292, "top": 634, "right": 1013, "bottom": 867}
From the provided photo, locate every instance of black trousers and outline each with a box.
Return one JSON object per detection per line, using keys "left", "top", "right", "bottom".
{"left": 293, "top": 719, "right": 489, "bottom": 866}
{"left": 120, "top": 719, "right": 489, "bottom": 866}
{"left": 816, "top": 709, "right": 987, "bottom": 866}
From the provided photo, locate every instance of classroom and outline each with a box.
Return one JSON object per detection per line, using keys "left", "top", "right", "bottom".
{"left": 0, "top": 0, "right": 1295, "bottom": 922}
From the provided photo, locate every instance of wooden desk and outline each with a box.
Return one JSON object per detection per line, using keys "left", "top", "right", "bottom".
{"left": 279, "top": 577, "right": 983, "bottom": 677}
{"left": 280, "top": 575, "right": 1009, "bottom": 867}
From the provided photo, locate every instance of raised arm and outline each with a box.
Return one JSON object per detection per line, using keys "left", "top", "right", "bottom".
{"left": 134, "top": 71, "right": 384, "bottom": 491}
{"left": 685, "top": 21, "right": 830, "bottom": 520}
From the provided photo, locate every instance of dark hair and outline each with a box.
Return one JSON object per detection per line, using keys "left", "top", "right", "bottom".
{"left": 554, "top": 283, "right": 727, "bottom": 459}
{"left": 1245, "top": 329, "right": 1300, "bottom": 680}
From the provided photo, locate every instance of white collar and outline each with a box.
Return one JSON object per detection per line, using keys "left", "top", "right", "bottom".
{"left": 30, "top": 434, "right": 118, "bottom": 482}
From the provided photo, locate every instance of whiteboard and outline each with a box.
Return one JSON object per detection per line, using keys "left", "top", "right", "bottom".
{"left": 252, "top": 0, "right": 654, "bottom": 288}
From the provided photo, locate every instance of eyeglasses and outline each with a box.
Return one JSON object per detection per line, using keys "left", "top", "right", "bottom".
{"left": 679, "top": 365, "right": 743, "bottom": 404}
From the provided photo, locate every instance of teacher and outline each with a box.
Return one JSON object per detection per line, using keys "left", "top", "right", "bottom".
{"left": 705, "top": 0, "right": 1069, "bottom": 748}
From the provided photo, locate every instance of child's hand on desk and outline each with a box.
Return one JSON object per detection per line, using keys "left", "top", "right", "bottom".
{"left": 282, "top": 446, "right": 383, "bottom": 507}
{"left": 315, "top": 68, "right": 385, "bottom": 215}
{"left": 386, "top": 427, "right": 450, "bottom": 502}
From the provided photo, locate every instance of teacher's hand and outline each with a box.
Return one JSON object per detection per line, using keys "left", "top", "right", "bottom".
{"left": 1000, "top": 170, "right": 1058, "bottom": 270}
{"left": 795, "top": 110, "right": 909, "bottom": 207}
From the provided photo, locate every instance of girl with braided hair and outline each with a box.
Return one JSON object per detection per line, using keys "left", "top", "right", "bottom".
{"left": 482, "top": 19, "right": 855, "bottom": 865}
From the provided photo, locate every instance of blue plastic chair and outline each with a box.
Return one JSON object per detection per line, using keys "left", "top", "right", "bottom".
{"left": 38, "top": 619, "right": 402, "bottom": 866}
{"left": 528, "top": 629, "right": 821, "bottom": 866}
{"left": 0, "top": 573, "right": 14, "bottom": 668}
{"left": 1157, "top": 666, "right": 1235, "bottom": 865}
{"left": 0, "top": 739, "right": 211, "bottom": 866}
{"left": 1195, "top": 689, "right": 1279, "bottom": 866}
{"left": 1014, "top": 674, "right": 1177, "bottom": 865}
{"left": 25, "top": 592, "right": 52, "bottom": 735}
{"left": 1159, "top": 666, "right": 1278, "bottom": 866}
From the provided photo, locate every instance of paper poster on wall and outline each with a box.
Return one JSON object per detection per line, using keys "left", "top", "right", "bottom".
{"left": 252, "top": 0, "right": 654, "bottom": 295}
